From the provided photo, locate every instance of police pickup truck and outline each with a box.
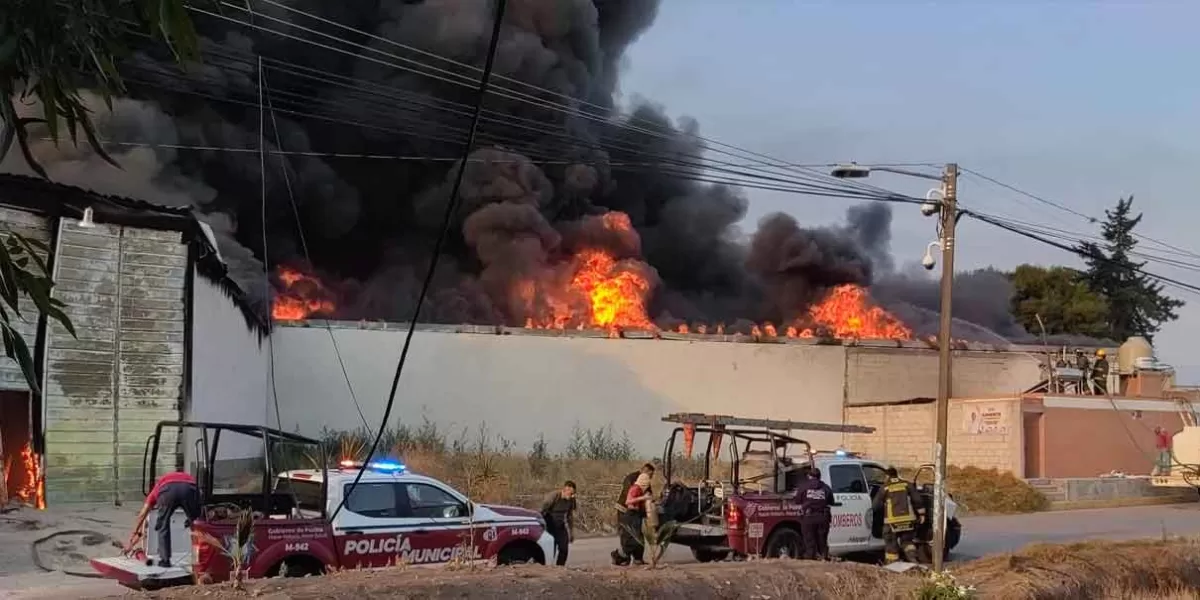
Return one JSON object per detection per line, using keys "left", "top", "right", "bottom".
{"left": 93, "top": 441, "right": 555, "bottom": 591}
{"left": 660, "top": 423, "right": 964, "bottom": 564}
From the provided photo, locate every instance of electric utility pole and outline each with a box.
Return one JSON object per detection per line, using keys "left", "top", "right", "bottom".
{"left": 931, "top": 162, "right": 958, "bottom": 573}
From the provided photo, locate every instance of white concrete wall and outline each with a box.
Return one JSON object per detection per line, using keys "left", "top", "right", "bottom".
{"left": 846, "top": 346, "right": 1044, "bottom": 405}
{"left": 188, "top": 273, "right": 269, "bottom": 466}
{"left": 268, "top": 325, "right": 850, "bottom": 456}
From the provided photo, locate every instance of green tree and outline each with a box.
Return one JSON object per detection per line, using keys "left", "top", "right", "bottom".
{"left": 1009, "top": 264, "right": 1109, "bottom": 338}
{"left": 0, "top": 233, "right": 75, "bottom": 392}
{"left": 1078, "top": 196, "right": 1184, "bottom": 343}
{"left": 1, "top": 0, "right": 202, "bottom": 178}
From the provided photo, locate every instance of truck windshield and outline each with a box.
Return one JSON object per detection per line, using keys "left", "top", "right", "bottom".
{"left": 276, "top": 477, "right": 324, "bottom": 513}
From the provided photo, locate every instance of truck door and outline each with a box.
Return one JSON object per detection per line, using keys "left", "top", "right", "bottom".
{"left": 333, "top": 482, "right": 409, "bottom": 569}
{"left": 396, "top": 482, "right": 478, "bottom": 564}
{"left": 825, "top": 463, "right": 872, "bottom": 550}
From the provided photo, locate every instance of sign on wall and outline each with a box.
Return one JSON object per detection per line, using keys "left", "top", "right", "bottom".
{"left": 963, "top": 404, "right": 1010, "bottom": 435}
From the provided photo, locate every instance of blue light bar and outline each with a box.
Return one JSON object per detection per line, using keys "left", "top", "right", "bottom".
{"left": 367, "top": 460, "right": 407, "bottom": 473}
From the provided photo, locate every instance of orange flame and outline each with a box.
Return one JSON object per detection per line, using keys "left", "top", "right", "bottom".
{"left": 14, "top": 443, "right": 45, "bottom": 509}
{"left": 569, "top": 250, "right": 653, "bottom": 329}
{"left": 272, "top": 266, "right": 337, "bottom": 321}
{"left": 803, "top": 284, "right": 911, "bottom": 340}
{"left": 523, "top": 211, "right": 655, "bottom": 332}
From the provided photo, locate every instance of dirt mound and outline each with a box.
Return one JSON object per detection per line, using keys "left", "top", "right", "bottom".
{"left": 117, "top": 539, "right": 1200, "bottom": 599}
{"left": 960, "top": 538, "right": 1200, "bottom": 599}
{"left": 146, "top": 561, "right": 912, "bottom": 600}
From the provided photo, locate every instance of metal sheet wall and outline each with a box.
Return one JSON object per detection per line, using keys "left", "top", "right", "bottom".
{"left": 44, "top": 217, "right": 186, "bottom": 504}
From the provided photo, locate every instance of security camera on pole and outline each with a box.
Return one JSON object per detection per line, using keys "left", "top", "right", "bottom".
{"left": 832, "top": 162, "right": 959, "bottom": 571}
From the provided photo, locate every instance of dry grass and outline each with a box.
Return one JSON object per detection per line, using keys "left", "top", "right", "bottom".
{"left": 958, "top": 538, "right": 1200, "bottom": 599}
{"left": 286, "top": 427, "right": 1050, "bottom": 534}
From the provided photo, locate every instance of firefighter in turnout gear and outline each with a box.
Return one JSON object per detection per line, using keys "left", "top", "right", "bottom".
{"left": 871, "top": 467, "right": 925, "bottom": 564}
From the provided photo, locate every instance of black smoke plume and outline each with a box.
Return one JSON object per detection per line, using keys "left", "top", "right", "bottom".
{"left": 0, "top": 0, "right": 1058, "bottom": 343}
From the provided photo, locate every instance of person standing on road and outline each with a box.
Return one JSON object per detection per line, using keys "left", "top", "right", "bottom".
{"left": 129, "top": 471, "right": 202, "bottom": 567}
{"left": 612, "top": 463, "right": 654, "bottom": 565}
{"left": 796, "top": 467, "right": 840, "bottom": 560}
{"left": 613, "top": 472, "right": 653, "bottom": 566}
{"left": 540, "top": 480, "right": 577, "bottom": 566}
{"left": 871, "top": 467, "right": 924, "bottom": 565}
{"left": 1154, "top": 426, "right": 1174, "bottom": 476}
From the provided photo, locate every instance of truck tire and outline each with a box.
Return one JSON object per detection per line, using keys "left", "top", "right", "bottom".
{"left": 763, "top": 527, "right": 803, "bottom": 559}
{"left": 497, "top": 541, "right": 544, "bottom": 565}
{"left": 691, "top": 547, "right": 730, "bottom": 563}
{"left": 946, "top": 518, "right": 962, "bottom": 554}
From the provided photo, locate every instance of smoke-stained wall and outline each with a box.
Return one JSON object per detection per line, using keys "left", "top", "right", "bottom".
{"left": 267, "top": 323, "right": 1047, "bottom": 456}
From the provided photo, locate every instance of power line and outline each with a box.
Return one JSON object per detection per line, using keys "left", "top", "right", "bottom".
{"left": 328, "top": 0, "right": 508, "bottom": 524}
{"left": 972, "top": 212, "right": 1200, "bottom": 272}
{"left": 261, "top": 63, "right": 372, "bottom": 436}
{"left": 967, "top": 211, "right": 1200, "bottom": 298}
{"left": 962, "top": 167, "right": 1200, "bottom": 260}
{"left": 192, "top": 1, "right": 895, "bottom": 200}
{"left": 245, "top": 0, "right": 903, "bottom": 200}
{"left": 121, "top": 53, "right": 896, "bottom": 202}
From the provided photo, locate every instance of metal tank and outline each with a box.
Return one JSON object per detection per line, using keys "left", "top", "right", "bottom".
{"left": 1118, "top": 336, "right": 1154, "bottom": 374}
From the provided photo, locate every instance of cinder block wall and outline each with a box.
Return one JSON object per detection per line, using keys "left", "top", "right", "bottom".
{"left": 845, "top": 398, "right": 1023, "bottom": 474}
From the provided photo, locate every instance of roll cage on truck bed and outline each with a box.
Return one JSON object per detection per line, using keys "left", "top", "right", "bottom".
{"left": 91, "top": 420, "right": 330, "bottom": 589}
{"left": 657, "top": 413, "right": 962, "bottom": 563}
{"left": 91, "top": 420, "right": 555, "bottom": 590}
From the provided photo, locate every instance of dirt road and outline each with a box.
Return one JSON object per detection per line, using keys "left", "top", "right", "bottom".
{"left": 6, "top": 502, "right": 1200, "bottom": 599}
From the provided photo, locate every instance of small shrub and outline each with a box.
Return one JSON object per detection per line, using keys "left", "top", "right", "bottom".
{"left": 913, "top": 571, "right": 977, "bottom": 600}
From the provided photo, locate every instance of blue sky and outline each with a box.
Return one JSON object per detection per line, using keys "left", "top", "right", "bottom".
{"left": 618, "top": 0, "right": 1200, "bottom": 382}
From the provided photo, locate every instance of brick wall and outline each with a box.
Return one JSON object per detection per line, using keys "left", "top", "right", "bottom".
{"left": 1039, "top": 405, "right": 1182, "bottom": 477}
{"left": 845, "top": 398, "right": 1023, "bottom": 474}
{"left": 844, "top": 403, "right": 935, "bottom": 466}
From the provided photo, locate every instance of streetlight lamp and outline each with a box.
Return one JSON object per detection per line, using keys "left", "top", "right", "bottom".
{"left": 832, "top": 162, "right": 960, "bottom": 572}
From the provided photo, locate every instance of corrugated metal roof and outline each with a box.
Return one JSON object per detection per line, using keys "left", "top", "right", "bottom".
{"left": 0, "top": 174, "right": 266, "bottom": 338}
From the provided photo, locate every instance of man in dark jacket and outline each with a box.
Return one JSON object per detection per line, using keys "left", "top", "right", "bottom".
{"left": 612, "top": 463, "right": 654, "bottom": 566}
{"left": 871, "top": 467, "right": 925, "bottom": 564}
{"left": 796, "top": 467, "right": 840, "bottom": 560}
{"left": 540, "top": 481, "right": 577, "bottom": 566}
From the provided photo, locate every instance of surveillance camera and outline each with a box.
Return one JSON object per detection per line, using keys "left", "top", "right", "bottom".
{"left": 922, "top": 250, "right": 937, "bottom": 270}
{"left": 920, "top": 201, "right": 940, "bottom": 217}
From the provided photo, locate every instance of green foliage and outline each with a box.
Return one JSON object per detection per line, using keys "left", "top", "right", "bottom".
{"left": 913, "top": 571, "right": 977, "bottom": 600}
{"left": 565, "top": 423, "right": 635, "bottom": 461}
{"left": 0, "top": 232, "right": 75, "bottom": 393}
{"left": 0, "top": 0, "right": 204, "bottom": 177}
{"left": 1077, "top": 196, "right": 1184, "bottom": 343}
{"left": 1009, "top": 264, "right": 1109, "bottom": 338}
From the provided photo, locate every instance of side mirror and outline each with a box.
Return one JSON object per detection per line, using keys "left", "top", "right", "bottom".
{"left": 442, "top": 505, "right": 462, "bottom": 519}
